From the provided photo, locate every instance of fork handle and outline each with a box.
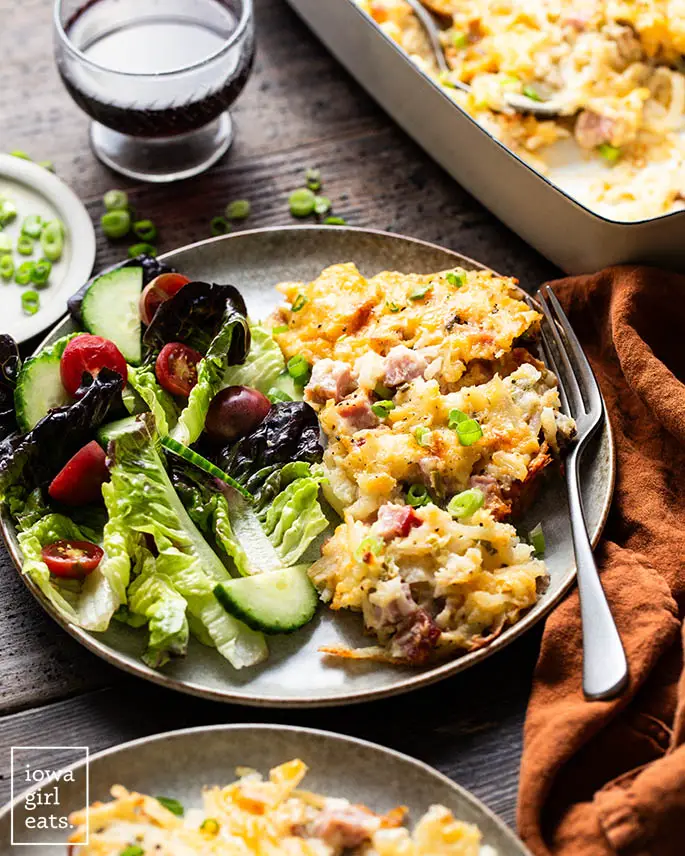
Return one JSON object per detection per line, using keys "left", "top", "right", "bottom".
{"left": 566, "top": 444, "right": 629, "bottom": 700}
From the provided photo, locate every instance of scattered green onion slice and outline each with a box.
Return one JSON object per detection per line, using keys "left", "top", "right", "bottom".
{"left": 40, "top": 219, "right": 65, "bottom": 261}
{"left": 103, "top": 189, "right": 129, "bottom": 211}
{"left": 30, "top": 259, "right": 52, "bottom": 287}
{"left": 21, "top": 214, "right": 43, "bottom": 239}
{"left": 374, "top": 382, "right": 394, "bottom": 400}
{"left": 289, "top": 187, "right": 316, "bottom": 218}
{"left": 200, "top": 818, "right": 220, "bottom": 835}
{"left": 323, "top": 216, "right": 346, "bottom": 225}
{"left": 119, "top": 846, "right": 144, "bottom": 856}
{"left": 272, "top": 324, "right": 289, "bottom": 335}
{"left": 0, "top": 199, "right": 18, "bottom": 226}
{"left": 453, "top": 415, "right": 483, "bottom": 445}
{"left": 267, "top": 387, "right": 292, "bottom": 403}
{"left": 287, "top": 354, "right": 311, "bottom": 385}
{"left": 134, "top": 219, "right": 157, "bottom": 242}
{"left": 225, "top": 199, "right": 251, "bottom": 220}
{"left": 10, "top": 150, "right": 31, "bottom": 160}
{"left": 17, "top": 235, "right": 34, "bottom": 256}
{"left": 387, "top": 300, "right": 402, "bottom": 313}
{"left": 406, "top": 483, "right": 431, "bottom": 507}
{"left": 305, "top": 167, "right": 321, "bottom": 191}
{"left": 409, "top": 283, "right": 432, "bottom": 300}
{"left": 0, "top": 255, "right": 14, "bottom": 281}
{"left": 447, "top": 488, "right": 484, "bottom": 520}
{"left": 522, "top": 84, "right": 542, "bottom": 101}
{"left": 291, "top": 293, "right": 308, "bottom": 312}
{"left": 0, "top": 235, "right": 12, "bottom": 254}
{"left": 414, "top": 426, "right": 431, "bottom": 446}
{"left": 101, "top": 209, "right": 131, "bottom": 239}
{"left": 128, "top": 242, "right": 157, "bottom": 258}
{"left": 448, "top": 408, "right": 469, "bottom": 428}
{"left": 446, "top": 270, "right": 466, "bottom": 288}
{"left": 597, "top": 143, "right": 621, "bottom": 163}
{"left": 355, "top": 534, "right": 383, "bottom": 561}
{"left": 156, "top": 796, "right": 184, "bottom": 816}
{"left": 314, "top": 196, "right": 331, "bottom": 216}
{"left": 529, "top": 522, "right": 546, "bottom": 556}
{"left": 452, "top": 31, "right": 468, "bottom": 48}
{"left": 39, "top": 160, "right": 55, "bottom": 172}
{"left": 371, "top": 400, "right": 396, "bottom": 418}
{"left": 15, "top": 261, "right": 35, "bottom": 285}
{"left": 210, "top": 215, "right": 230, "bottom": 236}
{"left": 21, "top": 289, "right": 40, "bottom": 315}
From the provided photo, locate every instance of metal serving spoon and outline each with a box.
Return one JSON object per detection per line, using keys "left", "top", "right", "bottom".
{"left": 404, "top": 0, "right": 567, "bottom": 118}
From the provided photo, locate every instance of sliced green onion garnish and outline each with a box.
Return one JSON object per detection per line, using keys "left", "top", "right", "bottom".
{"left": 374, "top": 382, "right": 394, "bottom": 400}
{"left": 0, "top": 234, "right": 12, "bottom": 254}
{"left": 101, "top": 209, "right": 131, "bottom": 239}
{"left": 409, "top": 283, "right": 432, "bottom": 300}
{"left": 272, "top": 324, "right": 289, "bottom": 335}
{"left": 21, "top": 289, "right": 40, "bottom": 315}
{"left": 355, "top": 534, "right": 383, "bottom": 561}
{"left": 446, "top": 270, "right": 466, "bottom": 287}
{"left": 119, "top": 846, "right": 144, "bottom": 856}
{"left": 15, "top": 261, "right": 34, "bottom": 285}
{"left": 156, "top": 796, "right": 184, "bottom": 816}
{"left": 371, "top": 400, "right": 395, "bottom": 418}
{"left": 103, "top": 189, "right": 129, "bottom": 211}
{"left": 286, "top": 354, "right": 311, "bottom": 385}
{"left": 291, "top": 293, "right": 308, "bottom": 312}
{"left": 10, "top": 150, "right": 31, "bottom": 160}
{"left": 314, "top": 196, "right": 331, "bottom": 216}
{"left": 0, "top": 199, "right": 18, "bottom": 226}
{"left": 448, "top": 408, "right": 469, "bottom": 428}
{"left": 0, "top": 254, "right": 14, "bottom": 281}
{"left": 406, "top": 483, "right": 431, "bottom": 507}
{"left": 21, "top": 214, "right": 43, "bottom": 239}
{"left": 210, "top": 215, "right": 230, "bottom": 236}
{"left": 529, "top": 522, "right": 546, "bottom": 556}
{"left": 414, "top": 426, "right": 431, "bottom": 446}
{"left": 39, "top": 160, "right": 55, "bottom": 172}
{"left": 597, "top": 143, "right": 621, "bottom": 163}
{"left": 225, "top": 199, "right": 251, "bottom": 220}
{"left": 30, "top": 259, "right": 52, "bottom": 287}
{"left": 522, "top": 84, "right": 542, "bottom": 101}
{"left": 452, "top": 31, "right": 468, "bottom": 48}
{"left": 200, "top": 818, "right": 220, "bottom": 835}
{"left": 386, "top": 300, "right": 402, "bottom": 313}
{"left": 17, "top": 235, "right": 33, "bottom": 255}
{"left": 267, "top": 387, "right": 292, "bottom": 403}
{"left": 457, "top": 419, "right": 483, "bottom": 445}
{"left": 133, "top": 219, "right": 157, "bottom": 242}
{"left": 447, "top": 488, "right": 484, "bottom": 520}
{"left": 40, "top": 219, "right": 65, "bottom": 261}
{"left": 305, "top": 167, "right": 321, "bottom": 191}
{"left": 323, "top": 216, "right": 346, "bottom": 225}
{"left": 289, "top": 187, "right": 316, "bottom": 218}
{"left": 128, "top": 242, "right": 157, "bottom": 258}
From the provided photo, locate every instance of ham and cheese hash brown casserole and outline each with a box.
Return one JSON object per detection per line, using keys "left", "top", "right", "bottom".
{"left": 358, "top": 0, "right": 685, "bottom": 221}
{"left": 270, "top": 263, "right": 574, "bottom": 664}
{"left": 67, "top": 759, "right": 497, "bottom": 856}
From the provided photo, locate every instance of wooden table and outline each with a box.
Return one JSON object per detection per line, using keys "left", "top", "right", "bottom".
{"left": 0, "top": 0, "right": 561, "bottom": 831}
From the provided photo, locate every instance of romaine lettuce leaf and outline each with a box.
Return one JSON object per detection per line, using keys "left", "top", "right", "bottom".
{"left": 107, "top": 414, "right": 267, "bottom": 668}
{"left": 126, "top": 364, "right": 179, "bottom": 436}
{"left": 221, "top": 325, "right": 285, "bottom": 394}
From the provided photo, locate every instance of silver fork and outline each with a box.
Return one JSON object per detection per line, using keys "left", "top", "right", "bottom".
{"left": 533, "top": 284, "right": 628, "bottom": 701}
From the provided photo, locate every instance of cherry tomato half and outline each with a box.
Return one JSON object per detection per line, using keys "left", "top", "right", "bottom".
{"left": 41, "top": 540, "right": 104, "bottom": 579}
{"left": 60, "top": 334, "right": 127, "bottom": 397}
{"left": 139, "top": 273, "right": 191, "bottom": 326}
{"left": 49, "top": 441, "right": 109, "bottom": 506}
{"left": 155, "top": 342, "right": 203, "bottom": 397}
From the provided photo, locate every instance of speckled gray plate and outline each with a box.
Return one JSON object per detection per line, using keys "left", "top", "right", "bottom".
{"left": 0, "top": 227, "right": 614, "bottom": 707}
{"left": 0, "top": 724, "right": 531, "bottom": 854}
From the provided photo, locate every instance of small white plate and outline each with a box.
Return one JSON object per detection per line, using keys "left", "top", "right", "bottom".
{"left": 0, "top": 154, "right": 96, "bottom": 343}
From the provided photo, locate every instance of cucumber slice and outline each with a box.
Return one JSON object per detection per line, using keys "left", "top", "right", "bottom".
{"left": 213, "top": 565, "right": 318, "bottom": 633}
{"left": 97, "top": 416, "right": 138, "bottom": 447}
{"left": 14, "top": 333, "right": 80, "bottom": 432}
{"left": 81, "top": 267, "right": 143, "bottom": 365}
{"left": 160, "top": 436, "right": 253, "bottom": 500}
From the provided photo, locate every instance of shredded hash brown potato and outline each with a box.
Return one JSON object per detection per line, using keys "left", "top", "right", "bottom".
{"left": 269, "top": 264, "right": 574, "bottom": 664}
{"left": 357, "top": 0, "right": 685, "bottom": 220}
{"left": 68, "top": 759, "right": 497, "bottom": 855}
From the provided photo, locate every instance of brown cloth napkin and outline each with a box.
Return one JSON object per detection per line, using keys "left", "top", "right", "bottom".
{"left": 518, "top": 265, "right": 685, "bottom": 856}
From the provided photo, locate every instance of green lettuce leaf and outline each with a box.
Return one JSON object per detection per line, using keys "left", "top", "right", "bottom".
{"left": 107, "top": 414, "right": 267, "bottom": 668}
{"left": 171, "top": 311, "right": 250, "bottom": 446}
{"left": 221, "top": 325, "right": 285, "bottom": 393}
{"left": 126, "top": 364, "right": 179, "bottom": 436}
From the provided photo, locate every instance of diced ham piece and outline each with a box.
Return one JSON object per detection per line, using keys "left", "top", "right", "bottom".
{"left": 574, "top": 110, "right": 627, "bottom": 149}
{"left": 470, "top": 474, "right": 503, "bottom": 506}
{"left": 304, "top": 359, "right": 355, "bottom": 408}
{"left": 382, "top": 345, "right": 427, "bottom": 387}
{"left": 375, "top": 504, "right": 422, "bottom": 540}
{"left": 336, "top": 392, "right": 378, "bottom": 432}
{"left": 310, "top": 804, "right": 380, "bottom": 850}
{"left": 389, "top": 609, "right": 442, "bottom": 664}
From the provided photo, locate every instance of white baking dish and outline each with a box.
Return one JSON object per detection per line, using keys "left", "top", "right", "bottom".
{"left": 285, "top": 0, "right": 685, "bottom": 275}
